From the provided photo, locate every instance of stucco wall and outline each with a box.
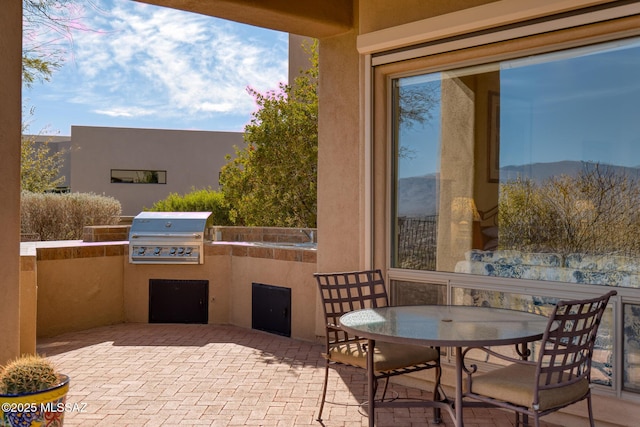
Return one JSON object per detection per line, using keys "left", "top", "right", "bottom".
{"left": 33, "top": 241, "right": 318, "bottom": 342}
{"left": 123, "top": 243, "right": 317, "bottom": 341}
{"left": 19, "top": 256, "right": 37, "bottom": 355}
{"left": 70, "top": 126, "right": 242, "bottom": 216}
{"left": 0, "top": 0, "right": 23, "bottom": 364}
{"left": 36, "top": 247, "right": 126, "bottom": 337}
{"left": 228, "top": 255, "right": 318, "bottom": 341}
{"left": 289, "top": 34, "right": 314, "bottom": 79}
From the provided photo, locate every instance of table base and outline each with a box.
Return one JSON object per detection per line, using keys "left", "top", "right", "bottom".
{"left": 368, "top": 398, "right": 501, "bottom": 424}
{"left": 366, "top": 341, "right": 498, "bottom": 427}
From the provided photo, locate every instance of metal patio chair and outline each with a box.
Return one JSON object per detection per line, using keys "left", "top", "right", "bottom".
{"left": 463, "top": 290, "right": 617, "bottom": 427}
{"left": 314, "top": 269, "right": 442, "bottom": 422}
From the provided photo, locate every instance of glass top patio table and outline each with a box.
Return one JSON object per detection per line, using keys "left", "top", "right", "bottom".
{"left": 339, "top": 305, "right": 550, "bottom": 427}
{"left": 339, "top": 305, "right": 549, "bottom": 347}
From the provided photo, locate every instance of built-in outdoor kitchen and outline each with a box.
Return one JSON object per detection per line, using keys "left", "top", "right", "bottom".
{"left": 128, "top": 212, "right": 212, "bottom": 324}
{"left": 19, "top": 215, "right": 319, "bottom": 355}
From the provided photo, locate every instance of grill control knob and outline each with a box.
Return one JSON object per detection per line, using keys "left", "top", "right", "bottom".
{"left": 178, "top": 247, "right": 185, "bottom": 255}
{"left": 170, "top": 247, "right": 177, "bottom": 255}
{"left": 138, "top": 247, "right": 146, "bottom": 255}
{"left": 154, "top": 247, "right": 161, "bottom": 255}
{"left": 185, "top": 248, "right": 193, "bottom": 255}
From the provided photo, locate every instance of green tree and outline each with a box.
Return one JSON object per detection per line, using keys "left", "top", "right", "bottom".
{"left": 21, "top": 111, "right": 65, "bottom": 192}
{"left": 220, "top": 40, "right": 318, "bottom": 227}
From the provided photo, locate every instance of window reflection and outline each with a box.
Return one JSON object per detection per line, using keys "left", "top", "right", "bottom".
{"left": 392, "top": 37, "right": 640, "bottom": 288}
{"left": 624, "top": 303, "right": 640, "bottom": 392}
{"left": 111, "top": 169, "right": 167, "bottom": 184}
{"left": 392, "top": 76, "right": 441, "bottom": 270}
{"left": 452, "top": 287, "right": 614, "bottom": 387}
{"left": 391, "top": 280, "right": 446, "bottom": 306}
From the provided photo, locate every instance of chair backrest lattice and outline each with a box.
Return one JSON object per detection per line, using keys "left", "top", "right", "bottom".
{"left": 315, "top": 270, "right": 389, "bottom": 344}
{"left": 536, "top": 290, "right": 616, "bottom": 393}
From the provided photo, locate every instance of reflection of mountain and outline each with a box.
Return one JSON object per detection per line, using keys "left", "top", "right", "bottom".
{"left": 398, "top": 174, "right": 438, "bottom": 216}
{"left": 501, "top": 161, "right": 640, "bottom": 183}
{"left": 398, "top": 161, "right": 640, "bottom": 217}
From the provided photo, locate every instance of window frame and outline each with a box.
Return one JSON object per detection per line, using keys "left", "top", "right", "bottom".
{"left": 367, "top": 6, "right": 640, "bottom": 402}
{"left": 367, "top": 6, "right": 640, "bottom": 272}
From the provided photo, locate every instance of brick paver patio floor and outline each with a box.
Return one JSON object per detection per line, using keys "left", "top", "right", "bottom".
{"left": 36, "top": 323, "right": 561, "bottom": 426}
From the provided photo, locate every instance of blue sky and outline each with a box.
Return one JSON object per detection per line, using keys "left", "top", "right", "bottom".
{"left": 23, "top": 0, "right": 289, "bottom": 136}
{"left": 397, "top": 37, "right": 640, "bottom": 178}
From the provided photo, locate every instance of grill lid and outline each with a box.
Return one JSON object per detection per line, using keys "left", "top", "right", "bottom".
{"left": 129, "top": 212, "right": 211, "bottom": 238}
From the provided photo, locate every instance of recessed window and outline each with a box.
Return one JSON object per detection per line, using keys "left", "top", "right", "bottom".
{"left": 111, "top": 169, "right": 167, "bottom": 184}
{"left": 375, "top": 10, "right": 640, "bottom": 400}
{"left": 391, "top": 36, "right": 640, "bottom": 288}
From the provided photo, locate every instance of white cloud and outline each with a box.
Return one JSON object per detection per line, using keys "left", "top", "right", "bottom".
{"left": 63, "top": 0, "right": 288, "bottom": 123}
{"left": 93, "top": 106, "right": 154, "bottom": 117}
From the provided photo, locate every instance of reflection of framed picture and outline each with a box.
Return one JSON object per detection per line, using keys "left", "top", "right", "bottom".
{"left": 488, "top": 91, "right": 500, "bottom": 183}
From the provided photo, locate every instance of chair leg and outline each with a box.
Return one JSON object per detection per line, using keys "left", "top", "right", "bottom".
{"left": 432, "top": 365, "right": 442, "bottom": 423}
{"left": 316, "top": 361, "right": 330, "bottom": 421}
{"left": 380, "top": 377, "right": 390, "bottom": 401}
{"left": 587, "top": 394, "right": 595, "bottom": 427}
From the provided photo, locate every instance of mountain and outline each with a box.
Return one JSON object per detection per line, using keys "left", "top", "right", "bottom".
{"left": 397, "top": 161, "right": 640, "bottom": 217}
{"left": 500, "top": 161, "right": 640, "bottom": 183}
{"left": 397, "top": 174, "right": 438, "bottom": 217}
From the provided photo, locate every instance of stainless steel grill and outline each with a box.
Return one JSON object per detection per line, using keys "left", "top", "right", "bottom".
{"left": 128, "top": 212, "right": 211, "bottom": 264}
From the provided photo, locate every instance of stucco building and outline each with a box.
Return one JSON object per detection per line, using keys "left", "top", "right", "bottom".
{"left": 29, "top": 126, "right": 241, "bottom": 216}
{"left": 3, "top": 1, "right": 640, "bottom": 425}
{"left": 69, "top": 126, "right": 241, "bottom": 216}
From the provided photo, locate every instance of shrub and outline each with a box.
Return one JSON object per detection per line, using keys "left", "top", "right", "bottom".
{"left": 499, "top": 163, "right": 640, "bottom": 256}
{"left": 147, "top": 188, "right": 233, "bottom": 226}
{"left": 21, "top": 191, "right": 122, "bottom": 241}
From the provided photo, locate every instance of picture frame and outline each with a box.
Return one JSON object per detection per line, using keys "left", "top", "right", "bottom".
{"left": 488, "top": 91, "right": 500, "bottom": 183}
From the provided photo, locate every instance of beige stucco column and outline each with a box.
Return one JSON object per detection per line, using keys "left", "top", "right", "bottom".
{"left": 0, "top": 0, "right": 23, "bottom": 363}
{"left": 315, "top": 30, "right": 361, "bottom": 338}
{"left": 316, "top": 30, "right": 362, "bottom": 272}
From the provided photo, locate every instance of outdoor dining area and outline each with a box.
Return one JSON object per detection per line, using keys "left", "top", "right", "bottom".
{"left": 34, "top": 268, "right": 614, "bottom": 427}
{"left": 314, "top": 270, "right": 616, "bottom": 427}
{"left": 37, "top": 323, "right": 561, "bottom": 427}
